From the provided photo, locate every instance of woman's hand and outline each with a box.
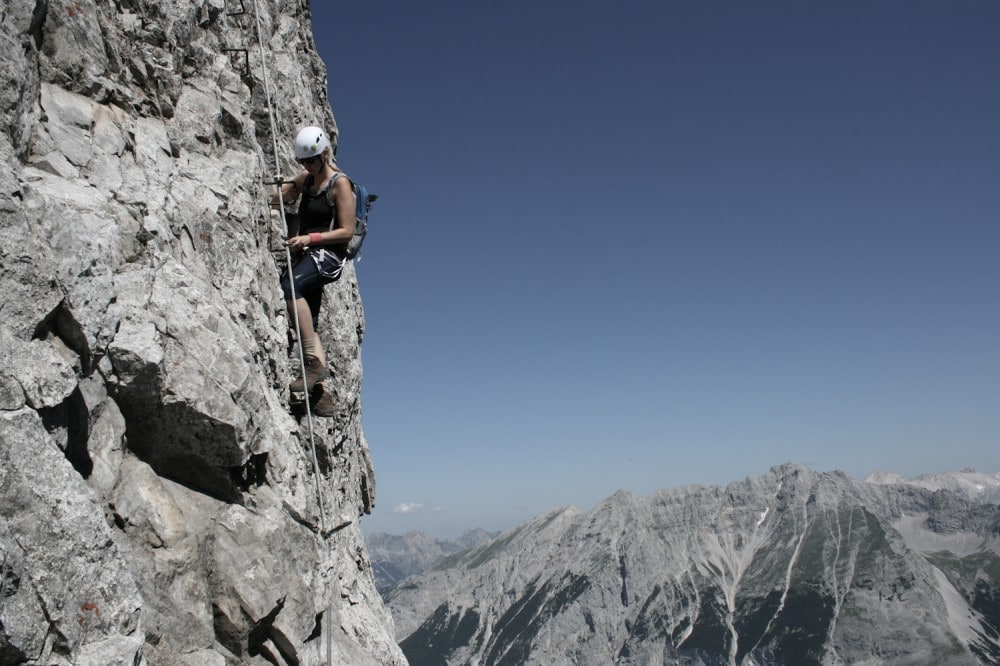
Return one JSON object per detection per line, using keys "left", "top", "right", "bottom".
{"left": 288, "top": 232, "right": 326, "bottom": 250}
{"left": 287, "top": 235, "right": 310, "bottom": 251}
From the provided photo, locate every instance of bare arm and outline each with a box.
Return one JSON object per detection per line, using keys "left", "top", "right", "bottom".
{"left": 325, "top": 175, "right": 356, "bottom": 243}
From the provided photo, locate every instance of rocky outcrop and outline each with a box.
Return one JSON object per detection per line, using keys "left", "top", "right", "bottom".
{"left": 1, "top": 1, "right": 402, "bottom": 664}
{"left": 387, "top": 464, "right": 1000, "bottom": 665}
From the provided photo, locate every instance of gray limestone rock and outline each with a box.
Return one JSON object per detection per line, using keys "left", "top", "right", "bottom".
{"left": 0, "top": 0, "right": 402, "bottom": 663}
{"left": 0, "top": 408, "right": 144, "bottom": 664}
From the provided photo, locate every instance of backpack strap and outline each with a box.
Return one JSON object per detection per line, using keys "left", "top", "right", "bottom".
{"left": 317, "top": 171, "right": 371, "bottom": 260}
{"left": 323, "top": 172, "right": 350, "bottom": 231}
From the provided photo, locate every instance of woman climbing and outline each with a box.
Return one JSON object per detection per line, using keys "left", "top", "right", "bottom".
{"left": 271, "top": 126, "right": 355, "bottom": 410}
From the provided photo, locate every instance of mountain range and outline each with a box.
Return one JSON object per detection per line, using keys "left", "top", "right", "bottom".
{"left": 384, "top": 464, "right": 1000, "bottom": 665}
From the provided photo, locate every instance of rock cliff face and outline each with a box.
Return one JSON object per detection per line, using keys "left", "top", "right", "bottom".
{"left": 388, "top": 464, "right": 1000, "bottom": 665}
{"left": 0, "top": 1, "right": 403, "bottom": 664}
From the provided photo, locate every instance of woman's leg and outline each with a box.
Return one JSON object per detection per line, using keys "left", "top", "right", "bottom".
{"left": 289, "top": 295, "right": 317, "bottom": 340}
{"left": 281, "top": 260, "right": 330, "bottom": 391}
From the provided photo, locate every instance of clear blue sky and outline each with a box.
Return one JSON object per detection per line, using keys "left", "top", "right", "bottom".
{"left": 309, "top": 1, "right": 1000, "bottom": 539}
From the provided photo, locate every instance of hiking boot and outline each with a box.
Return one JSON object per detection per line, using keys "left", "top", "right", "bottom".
{"left": 289, "top": 355, "right": 329, "bottom": 393}
{"left": 310, "top": 384, "right": 336, "bottom": 418}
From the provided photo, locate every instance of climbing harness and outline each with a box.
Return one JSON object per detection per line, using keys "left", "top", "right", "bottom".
{"left": 246, "top": 1, "right": 336, "bottom": 662}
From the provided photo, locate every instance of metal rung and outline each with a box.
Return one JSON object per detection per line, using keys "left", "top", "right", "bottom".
{"left": 226, "top": 0, "right": 246, "bottom": 16}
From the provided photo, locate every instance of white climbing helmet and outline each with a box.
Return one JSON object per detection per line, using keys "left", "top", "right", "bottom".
{"left": 293, "top": 126, "right": 331, "bottom": 161}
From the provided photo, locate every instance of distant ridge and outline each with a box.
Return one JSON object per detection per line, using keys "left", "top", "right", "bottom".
{"left": 865, "top": 468, "right": 1000, "bottom": 504}
{"left": 366, "top": 529, "right": 500, "bottom": 593}
{"left": 387, "top": 464, "right": 1000, "bottom": 665}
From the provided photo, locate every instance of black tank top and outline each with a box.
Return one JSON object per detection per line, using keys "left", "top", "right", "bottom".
{"left": 298, "top": 175, "right": 336, "bottom": 234}
{"left": 298, "top": 174, "right": 350, "bottom": 258}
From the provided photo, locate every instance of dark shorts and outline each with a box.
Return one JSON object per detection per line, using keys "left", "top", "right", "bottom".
{"left": 280, "top": 250, "right": 345, "bottom": 327}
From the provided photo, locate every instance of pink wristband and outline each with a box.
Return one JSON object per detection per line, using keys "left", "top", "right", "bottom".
{"left": 309, "top": 232, "right": 323, "bottom": 244}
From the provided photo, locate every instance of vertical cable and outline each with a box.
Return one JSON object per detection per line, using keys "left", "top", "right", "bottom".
{"left": 249, "top": 1, "right": 335, "bottom": 663}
